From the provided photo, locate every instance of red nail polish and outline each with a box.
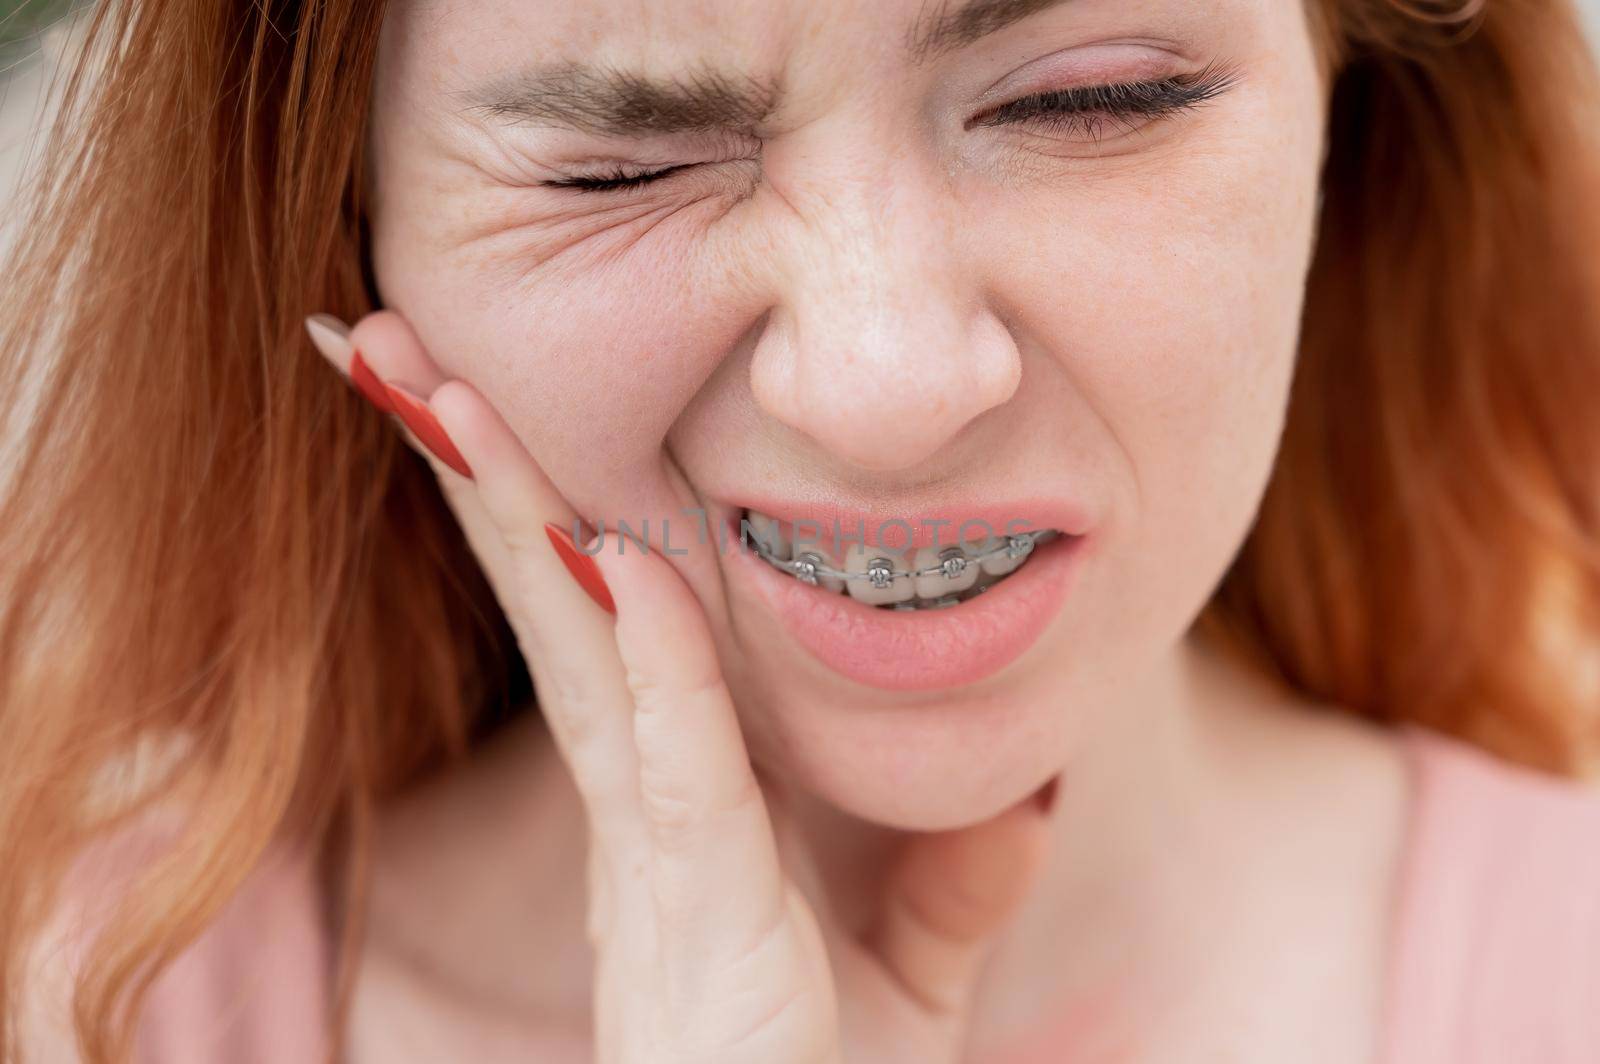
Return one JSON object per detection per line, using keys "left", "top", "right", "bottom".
{"left": 348, "top": 349, "right": 393, "bottom": 413}
{"left": 381, "top": 382, "right": 473, "bottom": 479}
{"left": 545, "top": 522, "right": 616, "bottom": 615}
{"left": 1033, "top": 776, "right": 1060, "bottom": 814}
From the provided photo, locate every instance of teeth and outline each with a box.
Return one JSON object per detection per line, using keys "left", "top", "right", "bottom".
{"left": 743, "top": 510, "right": 790, "bottom": 561}
{"left": 791, "top": 549, "right": 846, "bottom": 593}
{"left": 844, "top": 543, "right": 914, "bottom": 605}
{"left": 912, "top": 545, "right": 979, "bottom": 599}
{"left": 967, "top": 534, "right": 1027, "bottom": 576}
{"left": 745, "top": 507, "right": 1062, "bottom": 611}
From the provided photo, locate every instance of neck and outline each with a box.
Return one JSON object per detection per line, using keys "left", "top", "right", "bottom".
{"left": 371, "top": 627, "right": 1407, "bottom": 1060}
{"left": 771, "top": 629, "right": 1378, "bottom": 1059}
{"left": 960, "top": 631, "right": 1271, "bottom": 1057}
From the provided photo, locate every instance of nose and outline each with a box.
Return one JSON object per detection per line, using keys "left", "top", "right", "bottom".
{"left": 747, "top": 145, "right": 1021, "bottom": 473}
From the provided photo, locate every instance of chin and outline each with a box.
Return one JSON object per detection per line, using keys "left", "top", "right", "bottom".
{"left": 730, "top": 660, "right": 1075, "bottom": 833}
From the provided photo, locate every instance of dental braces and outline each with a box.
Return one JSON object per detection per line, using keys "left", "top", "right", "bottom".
{"left": 750, "top": 529, "right": 1060, "bottom": 587}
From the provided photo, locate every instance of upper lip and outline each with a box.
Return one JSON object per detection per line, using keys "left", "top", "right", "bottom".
{"left": 732, "top": 497, "right": 1095, "bottom": 552}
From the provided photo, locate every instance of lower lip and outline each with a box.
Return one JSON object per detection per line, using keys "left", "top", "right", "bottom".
{"left": 730, "top": 529, "right": 1086, "bottom": 692}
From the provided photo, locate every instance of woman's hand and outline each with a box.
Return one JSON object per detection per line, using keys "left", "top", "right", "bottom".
{"left": 305, "top": 309, "right": 1058, "bottom": 1064}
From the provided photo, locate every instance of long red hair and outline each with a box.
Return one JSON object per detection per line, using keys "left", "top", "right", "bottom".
{"left": 2, "top": 0, "right": 1598, "bottom": 1059}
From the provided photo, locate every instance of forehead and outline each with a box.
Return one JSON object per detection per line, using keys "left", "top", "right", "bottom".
{"left": 406, "top": 0, "right": 1067, "bottom": 51}
{"left": 401, "top": 0, "right": 1230, "bottom": 62}
{"left": 404, "top": 0, "right": 868, "bottom": 74}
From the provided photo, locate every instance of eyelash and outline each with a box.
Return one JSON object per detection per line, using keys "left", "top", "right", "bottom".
{"left": 546, "top": 60, "right": 1239, "bottom": 195}
{"left": 969, "top": 59, "right": 1240, "bottom": 139}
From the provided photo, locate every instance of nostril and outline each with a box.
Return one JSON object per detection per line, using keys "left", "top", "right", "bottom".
{"left": 967, "top": 308, "right": 1025, "bottom": 405}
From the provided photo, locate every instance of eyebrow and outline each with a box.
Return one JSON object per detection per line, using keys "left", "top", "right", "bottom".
{"left": 458, "top": 0, "right": 1077, "bottom": 137}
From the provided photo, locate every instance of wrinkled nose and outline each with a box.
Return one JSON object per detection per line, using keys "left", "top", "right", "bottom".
{"left": 747, "top": 148, "right": 1021, "bottom": 473}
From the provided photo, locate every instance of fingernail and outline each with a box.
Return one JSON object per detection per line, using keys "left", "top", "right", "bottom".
{"left": 348, "top": 350, "right": 394, "bottom": 413}
{"left": 304, "top": 312, "right": 351, "bottom": 358}
{"left": 382, "top": 382, "right": 473, "bottom": 479}
{"left": 1032, "top": 776, "right": 1060, "bottom": 814}
{"left": 304, "top": 313, "right": 393, "bottom": 413}
{"left": 545, "top": 522, "right": 616, "bottom": 615}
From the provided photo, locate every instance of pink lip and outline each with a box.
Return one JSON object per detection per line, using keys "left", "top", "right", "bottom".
{"left": 725, "top": 504, "right": 1090, "bottom": 692}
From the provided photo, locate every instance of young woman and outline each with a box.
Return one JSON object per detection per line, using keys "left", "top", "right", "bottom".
{"left": 4, "top": 0, "right": 1600, "bottom": 1060}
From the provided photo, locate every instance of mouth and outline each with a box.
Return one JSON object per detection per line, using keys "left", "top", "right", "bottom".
{"left": 724, "top": 502, "right": 1090, "bottom": 691}
{"left": 739, "top": 506, "right": 1063, "bottom": 611}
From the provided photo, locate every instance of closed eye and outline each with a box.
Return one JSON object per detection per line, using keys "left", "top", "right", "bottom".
{"left": 543, "top": 161, "right": 703, "bottom": 194}
{"left": 543, "top": 59, "right": 1240, "bottom": 194}
{"left": 967, "top": 59, "right": 1241, "bottom": 144}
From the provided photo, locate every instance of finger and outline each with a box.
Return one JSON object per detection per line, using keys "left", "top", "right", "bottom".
{"left": 591, "top": 537, "right": 792, "bottom": 992}
{"left": 345, "top": 309, "right": 448, "bottom": 397}
{"left": 867, "top": 782, "right": 1056, "bottom": 1017}
{"left": 304, "top": 312, "right": 378, "bottom": 397}
{"left": 342, "top": 311, "right": 474, "bottom": 477}
{"left": 428, "top": 380, "right": 591, "bottom": 567}
{"left": 308, "top": 311, "right": 647, "bottom": 861}
{"left": 425, "top": 380, "right": 651, "bottom": 855}
{"left": 302, "top": 311, "right": 451, "bottom": 479}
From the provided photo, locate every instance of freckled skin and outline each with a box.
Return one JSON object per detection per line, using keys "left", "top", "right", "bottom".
{"left": 366, "top": 0, "right": 1329, "bottom": 827}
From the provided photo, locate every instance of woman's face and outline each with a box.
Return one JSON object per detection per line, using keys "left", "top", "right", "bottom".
{"left": 366, "top": 0, "right": 1329, "bottom": 829}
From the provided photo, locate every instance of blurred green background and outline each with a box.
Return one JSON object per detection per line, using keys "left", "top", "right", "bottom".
{"left": 1, "top": 0, "right": 79, "bottom": 69}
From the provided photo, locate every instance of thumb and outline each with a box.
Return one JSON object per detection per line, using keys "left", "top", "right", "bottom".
{"left": 867, "top": 778, "right": 1058, "bottom": 1017}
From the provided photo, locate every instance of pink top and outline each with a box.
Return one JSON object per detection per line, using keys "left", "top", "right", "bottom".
{"left": 1379, "top": 724, "right": 1600, "bottom": 1063}
{"left": 117, "top": 724, "right": 1600, "bottom": 1062}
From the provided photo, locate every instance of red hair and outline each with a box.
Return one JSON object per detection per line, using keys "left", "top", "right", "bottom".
{"left": 1, "top": 0, "right": 1598, "bottom": 1059}
{"left": 1203, "top": 0, "right": 1600, "bottom": 776}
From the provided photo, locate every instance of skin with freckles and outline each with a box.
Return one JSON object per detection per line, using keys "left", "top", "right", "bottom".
{"left": 351, "top": 0, "right": 1408, "bottom": 1060}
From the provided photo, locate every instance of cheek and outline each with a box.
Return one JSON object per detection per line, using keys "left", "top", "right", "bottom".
{"left": 368, "top": 156, "right": 760, "bottom": 505}
{"left": 1082, "top": 162, "right": 1313, "bottom": 534}
{"left": 992, "top": 64, "right": 1323, "bottom": 637}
